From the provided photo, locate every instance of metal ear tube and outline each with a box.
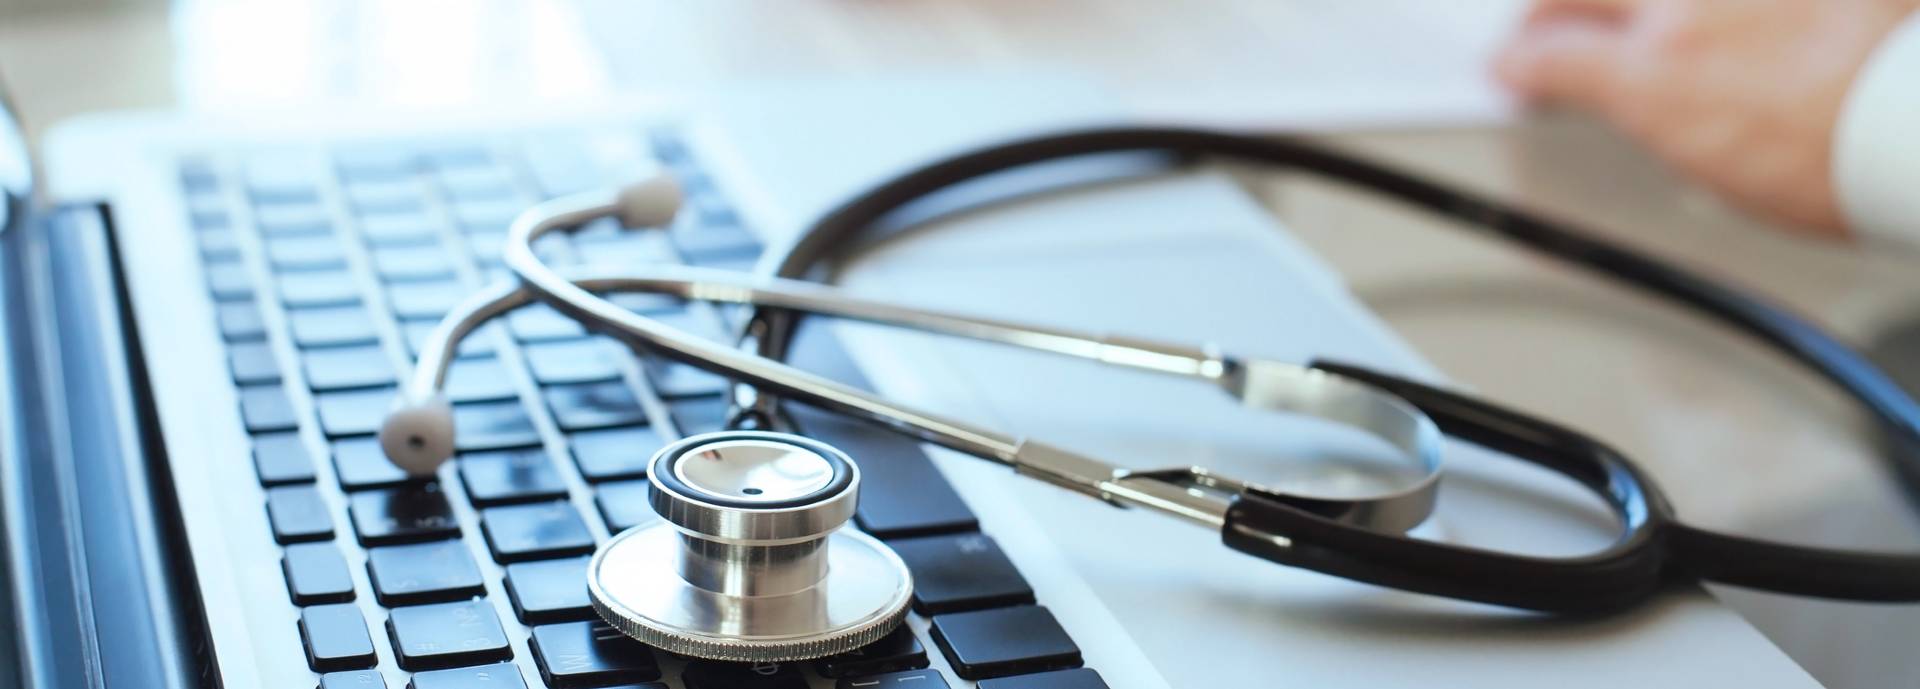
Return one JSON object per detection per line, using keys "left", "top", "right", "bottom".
{"left": 381, "top": 178, "right": 1450, "bottom": 656}
{"left": 377, "top": 170, "right": 686, "bottom": 478}
{"left": 379, "top": 125, "right": 1920, "bottom": 640}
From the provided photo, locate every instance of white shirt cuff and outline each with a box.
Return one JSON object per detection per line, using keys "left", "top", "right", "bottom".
{"left": 1835, "top": 11, "right": 1920, "bottom": 247}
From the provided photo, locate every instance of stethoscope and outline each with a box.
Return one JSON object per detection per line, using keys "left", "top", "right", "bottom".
{"left": 377, "top": 127, "right": 1920, "bottom": 662}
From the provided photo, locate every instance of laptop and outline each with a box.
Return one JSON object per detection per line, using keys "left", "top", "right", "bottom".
{"left": 4, "top": 76, "right": 1824, "bottom": 688}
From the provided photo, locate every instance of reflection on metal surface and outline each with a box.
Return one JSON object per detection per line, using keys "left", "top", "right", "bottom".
{"left": 673, "top": 438, "right": 838, "bottom": 505}
{"left": 589, "top": 431, "right": 912, "bottom": 662}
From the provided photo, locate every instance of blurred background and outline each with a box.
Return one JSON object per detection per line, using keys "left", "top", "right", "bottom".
{"left": 6, "top": 1, "right": 1920, "bottom": 686}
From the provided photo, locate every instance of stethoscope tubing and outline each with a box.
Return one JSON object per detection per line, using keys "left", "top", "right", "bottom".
{"left": 741, "top": 126, "right": 1920, "bottom": 608}
{"left": 751, "top": 128, "right": 1920, "bottom": 492}
{"left": 472, "top": 196, "right": 1448, "bottom": 535}
{"left": 395, "top": 127, "right": 1920, "bottom": 614}
{"left": 468, "top": 257, "right": 1920, "bottom": 611}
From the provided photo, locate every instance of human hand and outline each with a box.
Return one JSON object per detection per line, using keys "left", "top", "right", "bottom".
{"left": 1495, "top": 0, "right": 1920, "bottom": 238}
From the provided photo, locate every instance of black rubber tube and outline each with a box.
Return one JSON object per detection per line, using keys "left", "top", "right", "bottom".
{"left": 741, "top": 126, "right": 1920, "bottom": 605}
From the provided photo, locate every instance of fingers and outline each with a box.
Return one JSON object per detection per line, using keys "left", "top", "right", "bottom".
{"left": 1523, "top": 0, "right": 1640, "bottom": 23}
{"left": 1495, "top": 14, "right": 1630, "bottom": 111}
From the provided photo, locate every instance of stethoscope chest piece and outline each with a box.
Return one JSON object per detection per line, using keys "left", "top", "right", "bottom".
{"left": 587, "top": 431, "right": 913, "bottom": 662}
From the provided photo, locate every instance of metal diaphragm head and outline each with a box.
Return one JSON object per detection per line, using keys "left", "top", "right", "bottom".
{"left": 587, "top": 431, "right": 913, "bottom": 662}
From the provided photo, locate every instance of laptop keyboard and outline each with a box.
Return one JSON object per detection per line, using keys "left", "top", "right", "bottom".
{"left": 174, "top": 128, "right": 1107, "bottom": 688}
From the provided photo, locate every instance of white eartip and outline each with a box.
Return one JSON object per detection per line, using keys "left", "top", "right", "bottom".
{"left": 614, "top": 171, "right": 683, "bottom": 228}
{"left": 378, "top": 394, "right": 456, "bottom": 477}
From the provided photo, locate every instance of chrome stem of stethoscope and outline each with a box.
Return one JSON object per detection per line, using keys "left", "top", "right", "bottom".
{"left": 380, "top": 176, "right": 1445, "bottom": 534}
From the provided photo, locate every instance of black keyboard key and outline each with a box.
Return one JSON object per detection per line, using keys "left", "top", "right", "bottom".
{"left": 279, "top": 270, "right": 363, "bottom": 308}
{"left": 523, "top": 339, "right": 622, "bottom": 384}
{"left": 837, "top": 669, "right": 950, "bottom": 689}
{"left": 575, "top": 237, "right": 680, "bottom": 271}
{"left": 643, "top": 359, "right": 729, "bottom": 399}
{"left": 649, "top": 308, "right": 730, "bottom": 343}
{"left": 267, "top": 485, "right": 333, "bottom": 543}
{"left": 454, "top": 400, "right": 541, "bottom": 451}
{"left": 976, "top": 669, "right": 1109, "bottom": 689}
{"left": 198, "top": 228, "right": 241, "bottom": 261}
{"left": 462, "top": 448, "right": 567, "bottom": 506}
{"left": 267, "top": 235, "right": 349, "bottom": 272}
{"left": 409, "top": 663, "right": 528, "bottom": 689}
{"left": 530, "top": 621, "right": 662, "bottom": 687}
{"left": 387, "top": 279, "right": 465, "bottom": 320}
{"left": 930, "top": 606, "right": 1081, "bottom": 680}
{"left": 682, "top": 660, "right": 806, "bottom": 689}
{"left": 815, "top": 625, "right": 929, "bottom": 678}
{"left": 189, "top": 206, "right": 228, "bottom": 234}
{"left": 218, "top": 300, "right": 268, "bottom": 341}
{"left": 255, "top": 201, "right": 333, "bottom": 237}
{"left": 336, "top": 148, "right": 418, "bottom": 181}
{"left": 688, "top": 191, "right": 742, "bottom": 228}
{"left": 349, "top": 483, "right": 460, "bottom": 545}
{"left": 690, "top": 253, "right": 756, "bottom": 274}
{"left": 454, "top": 199, "right": 523, "bottom": 234}
{"left": 508, "top": 304, "right": 587, "bottom": 341}
{"left": 605, "top": 292, "right": 684, "bottom": 316}
{"left": 228, "top": 341, "right": 282, "bottom": 384}
{"left": 247, "top": 176, "right": 320, "bottom": 206}
{"left": 304, "top": 345, "right": 398, "bottom": 391}
{"left": 481, "top": 501, "right": 594, "bottom": 562}
{"left": 595, "top": 481, "right": 651, "bottom": 532}
{"left": 319, "top": 669, "right": 386, "bottom": 689}
{"left": 468, "top": 232, "right": 508, "bottom": 267}
{"left": 521, "top": 138, "right": 595, "bottom": 199}
{"left": 568, "top": 228, "right": 675, "bottom": 266}
{"left": 282, "top": 542, "right": 355, "bottom": 604}
{"left": 891, "top": 533, "right": 1032, "bottom": 614}
{"left": 404, "top": 319, "right": 499, "bottom": 359}
{"left": 290, "top": 305, "right": 381, "bottom": 348}
{"left": 544, "top": 381, "right": 647, "bottom": 431}
{"left": 666, "top": 396, "right": 729, "bottom": 436}
{"left": 344, "top": 178, "right": 423, "bottom": 214}
{"left": 372, "top": 246, "right": 457, "bottom": 283}
{"left": 439, "top": 166, "right": 517, "bottom": 201}
{"left": 367, "top": 540, "right": 485, "bottom": 605}
{"left": 252, "top": 431, "right": 316, "bottom": 485}
{"left": 205, "top": 260, "right": 255, "bottom": 301}
{"left": 783, "top": 327, "right": 979, "bottom": 536}
{"left": 316, "top": 387, "right": 395, "bottom": 437}
{"left": 670, "top": 221, "right": 761, "bottom": 261}
{"left": 788, "top": 406, "right": 975, "bottom": 538}
{"left": 477, "top": 266, "right": 513, "bottom": 286}
{"left": 426, "top": 145, "right": 496, "bottom": 169}
{"left": 244, "top": 164, "right": 313, "bottom": 196}
{"left": 569, "top": 426, "right": 663, "bottom": 482}
{"left": 712, "top": 303, "right": 752, "bottom": 331}
{"left": 446, "top": 357, "right": 520, "bottom": 403}
{"left": 503, "top": 556, "right": 593, "bottom": 624}
{"left": 300, "top": 603, "right": 377, "bottom": 672}
{"left": 386, "top": 599, "right": 512, "bottom": 671}
{"left": 183, "top": 163, "right": 217, "bottom": 191}
{"left": 240, "top": 384, "right": 299, "bottom": 432}
{"left": 185, "top": 183, "right": 222, "bottom": 213}
{"left": 359, "top": 211, "right": 440, "bottom": 247}
{"left": 331, "top": 436, "right": 413, "bottom": 490}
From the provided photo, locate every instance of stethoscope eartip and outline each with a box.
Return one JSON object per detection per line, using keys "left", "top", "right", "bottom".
{"left": 378, "top": 393, "right": 457, "bottom": 477}
{"left": 615, "top": 170, "right": 684, "bottom": 229}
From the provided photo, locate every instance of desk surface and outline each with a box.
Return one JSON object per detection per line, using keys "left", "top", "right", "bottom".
{"left": 5, "top": 2, "right": 1919, "bottom": 686}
